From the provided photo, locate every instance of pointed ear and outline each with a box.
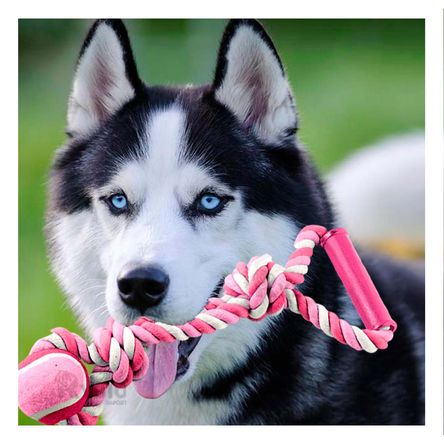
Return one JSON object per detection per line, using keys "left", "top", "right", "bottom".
{"left": 212, "top": 20, "right": 297, "bottom": 144}
{"left": 67, "top": 19, "right": 142, "bottom": 139}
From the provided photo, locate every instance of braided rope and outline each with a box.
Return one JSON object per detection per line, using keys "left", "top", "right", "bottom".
{"left": 24, "top": 225, "right": 395, "bottom": 425}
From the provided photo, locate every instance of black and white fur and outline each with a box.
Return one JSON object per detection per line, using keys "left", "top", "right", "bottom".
{"left": 46, "top": 19, "right": 424, "bottom": 424}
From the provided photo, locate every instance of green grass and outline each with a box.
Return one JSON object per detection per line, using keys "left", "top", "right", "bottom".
{"left": 18, "top": 19, "right": 424, "bottom": 425}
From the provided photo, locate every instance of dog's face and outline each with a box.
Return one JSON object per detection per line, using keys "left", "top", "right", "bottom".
{"left": 47, "top": 20, "right": 327, "bottom": 389}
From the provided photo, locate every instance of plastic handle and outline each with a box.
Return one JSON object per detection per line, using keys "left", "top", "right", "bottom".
{"left": 320, "top": 228, "right": 397, "bottom": 332}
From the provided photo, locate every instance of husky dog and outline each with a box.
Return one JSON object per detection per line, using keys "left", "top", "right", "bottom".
{"left": 46, "top": 19, "right": 424, "bottom": 424}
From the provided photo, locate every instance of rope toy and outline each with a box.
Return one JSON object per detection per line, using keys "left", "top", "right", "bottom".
{"left": 18, "top": 225, "right": 397, "bottom": 425}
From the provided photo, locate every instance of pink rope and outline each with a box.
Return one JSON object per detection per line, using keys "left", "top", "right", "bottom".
{"left": 21, "top": 225, "right": 396, "bottom": 425}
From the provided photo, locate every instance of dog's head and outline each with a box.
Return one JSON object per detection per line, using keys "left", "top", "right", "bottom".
{"left": 47, "top": 19, "right": 331, "bottom": 395}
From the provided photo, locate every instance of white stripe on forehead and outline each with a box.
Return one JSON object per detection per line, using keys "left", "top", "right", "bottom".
{"left": 98, "top": 105, "right": 232, "bottom": 205}
{"left": 144, "top": 105, "right": 185, "bottom": 169}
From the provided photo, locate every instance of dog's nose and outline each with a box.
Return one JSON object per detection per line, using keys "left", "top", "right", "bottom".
{"left": 117, "top": 264, "right": 169, "bottom": 312}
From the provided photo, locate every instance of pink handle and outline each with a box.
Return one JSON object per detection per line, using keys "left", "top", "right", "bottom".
{"left": 320, "top": 228, "right": 397, "bottom": 332}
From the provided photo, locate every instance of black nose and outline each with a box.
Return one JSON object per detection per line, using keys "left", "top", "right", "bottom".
{"left": 117, "top": 264, "right": 169, "bottom": 312}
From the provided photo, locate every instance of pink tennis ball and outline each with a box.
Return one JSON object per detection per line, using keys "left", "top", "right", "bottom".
{"left": 18, "top": 349, "right": 90, "bottom": 425}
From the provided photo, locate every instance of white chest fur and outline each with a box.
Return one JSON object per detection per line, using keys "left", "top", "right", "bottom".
{"left": 103, "top": 380, "right": 229, "bottom": 425}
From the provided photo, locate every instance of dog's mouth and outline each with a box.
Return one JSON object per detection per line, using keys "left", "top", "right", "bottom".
{"left": 134, "top": 336, "right": 201, "bottom": 399}
{"left": 134, "top": 279, "right": 223, "bottom": 399}
{"left": 176, "top": 336, "right": 201, "bottom": 379}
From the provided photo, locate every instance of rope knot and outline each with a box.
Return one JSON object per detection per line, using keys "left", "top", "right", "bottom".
{"left": 223, "top": 254, "right": 292, "bottom": 320}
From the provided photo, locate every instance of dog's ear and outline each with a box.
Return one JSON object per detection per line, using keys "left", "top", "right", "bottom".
{"left": 212, "top": 20, "right": 297, "bottom": 144}
{"left": 67, "top": 19, "right": 142, "bottom": 139}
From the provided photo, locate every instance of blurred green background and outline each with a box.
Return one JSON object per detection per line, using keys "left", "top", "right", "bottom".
{"left": 19, "top": 19, "right": 424, "bottom": 425}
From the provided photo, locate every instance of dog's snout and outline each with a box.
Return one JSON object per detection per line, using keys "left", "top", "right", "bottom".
{"left": 117, "top": 264, "right": 169, "bottom": 312}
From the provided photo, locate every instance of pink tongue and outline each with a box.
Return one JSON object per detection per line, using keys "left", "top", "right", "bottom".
{"left": 135, "top": 341, "right": 179, "bottom": 399}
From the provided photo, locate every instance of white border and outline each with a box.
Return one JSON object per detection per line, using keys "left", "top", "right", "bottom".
{"left": 425, "top": 7, "right": 444, "bottom": 436}
{"left": 6, "top": 0, "right": 438, "bottom": 19}
{"left": 5, "top": 0, "right": 443, "bottom": 441}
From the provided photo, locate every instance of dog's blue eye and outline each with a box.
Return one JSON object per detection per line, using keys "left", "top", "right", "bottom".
{"left": 110, "top": 194, "right": 128, "bottom": 210}
{"left": 199, "top": 194, "right": 223, "bottom": 213}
